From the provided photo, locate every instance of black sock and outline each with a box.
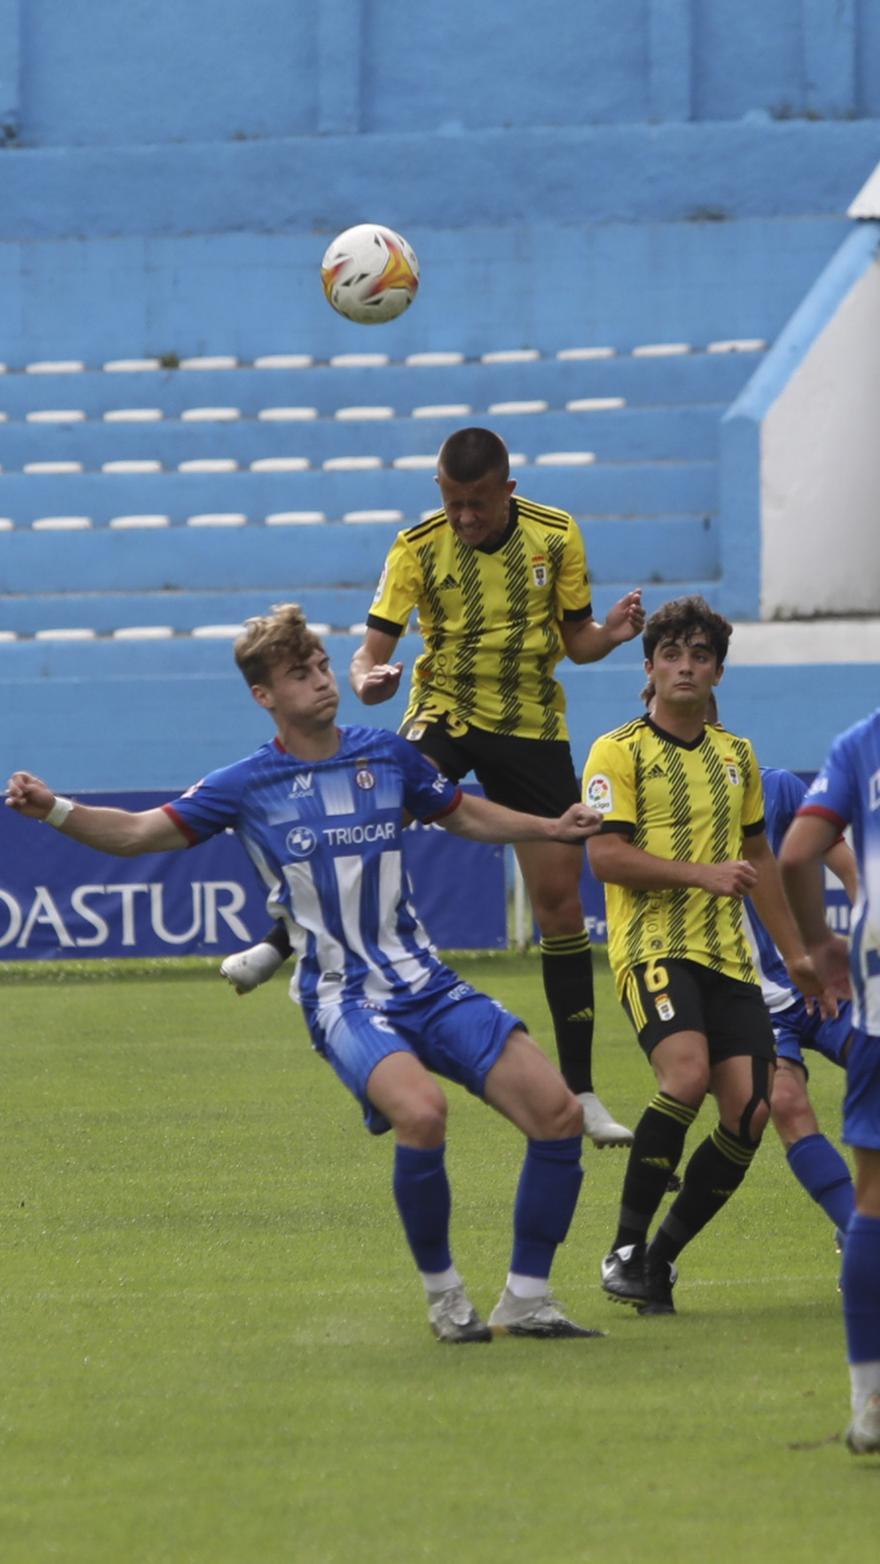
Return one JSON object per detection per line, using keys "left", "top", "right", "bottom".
{"left": 648, "top": 1123, "right": 758, "bottom": 1269}
{"left": 612, "top": 1093, "right": 697, "bottom": 1250}
{"left": 262, "top": 922, "right": 292, "bottom": 959}
{"left": 540, "top": 932, "right": 594, "bottom": 1094}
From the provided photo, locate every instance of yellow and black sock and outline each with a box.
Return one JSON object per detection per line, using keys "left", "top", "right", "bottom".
{"left": 540, "top": 931, "right": 594, "bottom": 1094}
{"left": 648, "top": 1123, "right": 758, "bottom": 1270}
{"left": 612, "top": 1092, "right": 697, "bottom": 1250}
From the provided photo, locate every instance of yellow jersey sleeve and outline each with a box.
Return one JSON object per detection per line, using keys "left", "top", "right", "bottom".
{"left": 582, "top": 733, "right": 636, "bottom": 833}
{"left": 366, "top": 533, "right": 423, "bottom": 635}
{"left": 555, "top": 521, "right": 592, "bottom": 618}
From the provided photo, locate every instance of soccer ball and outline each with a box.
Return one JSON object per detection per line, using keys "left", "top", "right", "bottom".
{"left": 320, "top": 224, "right": 420, "bottom": 325}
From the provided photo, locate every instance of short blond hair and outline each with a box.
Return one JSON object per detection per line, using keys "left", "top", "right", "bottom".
{"left": 234, "top": 603, "right": 324, "bottom": 687}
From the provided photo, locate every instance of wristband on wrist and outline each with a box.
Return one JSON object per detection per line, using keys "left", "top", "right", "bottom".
{"left": 45, "top": 795, "right": 75, "bottom": 828}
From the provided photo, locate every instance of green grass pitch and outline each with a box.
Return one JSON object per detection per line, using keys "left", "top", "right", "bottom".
{"left": 2, "top": 950, "right": 877, "bottom": 1562}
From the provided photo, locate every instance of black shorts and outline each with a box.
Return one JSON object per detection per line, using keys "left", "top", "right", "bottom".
{"left": 622, "top": 958, "right": 776, "bottom": 1064}
{"left": 400, "top": 711, "right": 580, "bottom": 818}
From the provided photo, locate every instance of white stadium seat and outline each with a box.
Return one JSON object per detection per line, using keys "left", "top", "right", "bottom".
{"left": 391, "top": 455, "right": 436, "bottom": 470}
{"left": 481, "top": 349, "right": 540, "bottom": 363}
{"left": 178, "top": 355, "right": 239, "bottom": 370}
{"left": 343, "top": 509, "right": 405, "bottom": 523}
{"left": 556, "top": 346, "right": 616, "bottom": 360}
{"left": 488, "top": 400, "right": 549, "bottom": 414}
{"left": 32, "top": 515, "right": 93, "bottom": 530}
{"left": 257, "top": 406, "right": 318, "bottom": 421}
{"left": 25, "top": 409, "right": 86, "bottom": 423}
{"left": 25, "top": 461, "right": 84, "bottom": 474}
{"left": 566, "top": 397, "right": 627, "bottom": 411}
{"left": 253, "top": 354, "right": 315, "bottom": 369}
{"left": 25, "top": 360, "right": 86, "bottom": 374}
{"left": 103, "top": 408, "right": 164, "bottom": 422}
{"left": 707, "top": 338, "right": 767, "bottom": 353}
{"left": 101, "top": 459, "right": 162, "bottom": 473}
{"left": 249, "top": 457, "right": 311, "bottom": 472}
{"left": 632, "top": 342, "right": 691, "bottom": 357}
{"left": 535, "top": 451, "right": 596, "bottom": 466}
{"left": 103, "top": 358, "right": 162, "bottom": 372}
{"left": 329, "top": 353, "right": 389, "bottom": 368}
{"left": 177, "top": 458, "right": 239, "bottom": 473}
{"left": 180, "top": 407, "right": 242, "bottom": 422}
{"left": 112, "top": 626, "right": 175, "bottom": 639}
{"left": 334, "top": 406, "right": 395, "bottom": 420}
{"left": 323, "top": 456, "right": 383, "bottom": 471}
{"left": 265, "top": 510, "right": 326, "bottom": 525}
{"left": 405, "top": 352, "right": 465, "bottom": 366}
{"left": 191, "top": 624, "right": 246, "bottom": 637}
{"left": 412, "top": 404, "right": 472, "bottom": 418}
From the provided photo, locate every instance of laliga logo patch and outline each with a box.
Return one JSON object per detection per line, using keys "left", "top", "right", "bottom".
{"left": 406, "top": 722, "right": 426, "bottom": 742}
{"left": 286, "top": 824, "right": 317, "bottom": 859}
{"left": 355, "top": 767, "right": 375, "bottom": 790}
{"left": 585, "top": 774, "right": 613, "bottom": 813}
{"left": 724, "top": 759, "right": 741, "bottom": 786}
{"left": 370, "top": 563, "right": 388, "bottom": 606}
{"left": 655, "top": 993, "right": 675, "bottom": 1021}
{"left": 870, "top": 770, "right": 880, "bottom": 811}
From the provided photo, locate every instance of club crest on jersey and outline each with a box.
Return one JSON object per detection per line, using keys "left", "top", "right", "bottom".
{"left": 655, "top": 993, "right": 675, "bottom": 1021}
{"left": 285, "top": 824, "right": 318, "bottom": 859}
{"left": 531, "top": 555, "right": 548, "bottom": 588}
{"left": 355, "top": 767, "right": 375, "bottom": 790}
{"left": 288, "top": 772, "right": 314, "bottom": 798}
{"left": 585, "top": 774, "right": 613, "bottom": 813}
{"left": 724, "top": 759, "right": 741, "bottom": 786}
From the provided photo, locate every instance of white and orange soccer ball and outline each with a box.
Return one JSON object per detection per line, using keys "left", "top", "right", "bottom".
{"left": 320, "top": 224, "right": 420, "bottom": 325}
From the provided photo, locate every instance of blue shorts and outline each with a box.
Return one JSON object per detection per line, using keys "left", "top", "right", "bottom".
{"left": 843, "top": 1026, "right": 880, "bottom": 1151}
{"left": 306, "top": 972, "right": 524, "bottom": 1134}
{"left": 772, "top": 994, "right": 854, "bottom": 1077}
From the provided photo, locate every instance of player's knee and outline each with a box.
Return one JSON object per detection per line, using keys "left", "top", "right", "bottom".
{"left": 393, "top": 1088, "right": 448, "bottom": 1147}
{"left": 657, "top": 1059, "right": 709, "bottom": 1107}
{"left": 536, "top": 1088, "right": 585, "bottom": 1141}
{"left": 770, "top": 1065, "right": 808, "bottom": 1139}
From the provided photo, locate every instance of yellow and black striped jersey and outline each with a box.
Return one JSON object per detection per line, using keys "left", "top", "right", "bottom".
{"left": 366, "top": 497, "right": 591, "bottom": 740}
{"left": 582, "top": 715, "right": 765, "bottom": 997}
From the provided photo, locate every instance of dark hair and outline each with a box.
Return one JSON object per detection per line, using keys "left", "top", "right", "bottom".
{"left": 437, "top": 427, "right": 510, "bottom": 484}
{"left": 642, "top": 595, "right": 732, "bottom": 667}
{"left": 234, "top": 602, "right": 324, "bottom": 687}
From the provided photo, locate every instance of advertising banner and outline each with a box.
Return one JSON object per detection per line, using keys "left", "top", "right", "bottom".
{"left": 0, "top": 791, "right": 507, "bottom": 960}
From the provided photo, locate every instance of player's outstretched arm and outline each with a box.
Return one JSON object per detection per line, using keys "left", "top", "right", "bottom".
{"left": 440, "top": 794, "right": 602, "bottom": 845}
{"left": 350, "top": 627, "right": 404, "bottom": 706}
{"left": 560, "top": 589, "right": 645, "bottom": 665}
{"left": 5, "top": 771, "right": 188, "bottom": 856}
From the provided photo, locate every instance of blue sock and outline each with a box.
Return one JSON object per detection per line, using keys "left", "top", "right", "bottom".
{"left": 843, "top": 1213, "right": 880, "bottom": 1363}
{"left": 392, "top": 1143, "right": 452, "bottom": 1275}
{"left": 786, "top": 1133, "right": 855, "bottom": 1232}
{"left": 511, "top": 1135, "right": 583, "bottom": 1280}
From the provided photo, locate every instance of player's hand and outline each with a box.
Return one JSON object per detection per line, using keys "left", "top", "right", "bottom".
{"left": 606, "top": 589, "right": 645, "bottom": 645}
{"left": 550, "top": 803, "right": 604, "bottom": 842}
{"left": 696, "top": 859, "right": 759, "bottom": 898}
{"left": 358, "top": 662, "right": 404, "bottom": 705}
{"left": 803, "top": 934, "right": 852, "bottom": 1002}
{"left": 4, "top": 771, "right": 57, "bottom": 820}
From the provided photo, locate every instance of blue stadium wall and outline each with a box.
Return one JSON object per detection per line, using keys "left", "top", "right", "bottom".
{"left": 1, "top": 0, "right": 878, "bottom": 793}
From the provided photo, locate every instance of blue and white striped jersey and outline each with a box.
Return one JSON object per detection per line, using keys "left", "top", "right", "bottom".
{"left": 799, "top": 708, "right": 880, "bottom": 1037}
{"left": 744, "top": 767, "right": 810, "bottom": 1012}
{"left": 165, "top": 724, "right": 462, "bottom": 1016}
